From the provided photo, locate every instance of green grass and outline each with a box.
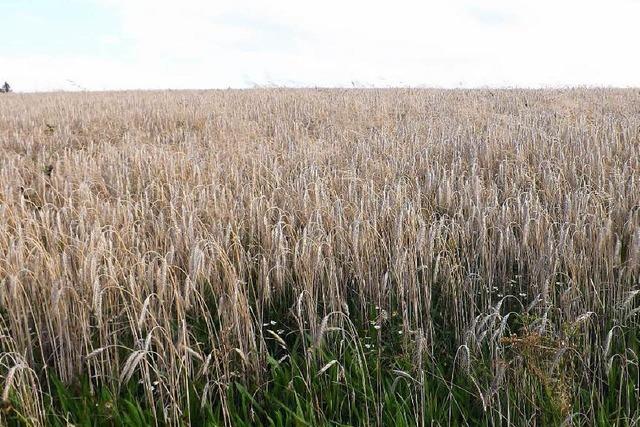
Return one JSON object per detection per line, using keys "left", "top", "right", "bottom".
{"left": 4, "top": 309, "right": 638, "bottom": 426}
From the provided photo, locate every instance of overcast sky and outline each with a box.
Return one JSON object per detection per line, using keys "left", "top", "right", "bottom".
{"left": 2, "top": 0, "right": 640, "bottom": 91}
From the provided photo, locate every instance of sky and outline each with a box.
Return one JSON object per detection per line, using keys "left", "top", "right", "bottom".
{"left": 1, "top": 0, "right": 640, "bottom": 92}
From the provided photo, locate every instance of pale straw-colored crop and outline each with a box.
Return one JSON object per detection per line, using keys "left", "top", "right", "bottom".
{"left": 0, "top": 88, "right": 638, "bottom": 425}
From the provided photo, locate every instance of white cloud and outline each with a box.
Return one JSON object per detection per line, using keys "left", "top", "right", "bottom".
{"left": 3, "top": 0, "right": 640, "bottom": 91}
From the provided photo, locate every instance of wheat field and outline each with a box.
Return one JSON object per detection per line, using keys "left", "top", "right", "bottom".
{"left": 0, "top": 89, "right": 639, "bottom": 425}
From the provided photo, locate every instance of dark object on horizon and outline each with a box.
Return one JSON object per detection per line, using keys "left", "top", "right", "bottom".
{"left": 0, "top": 82, "right": 11, "bottom": 93}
